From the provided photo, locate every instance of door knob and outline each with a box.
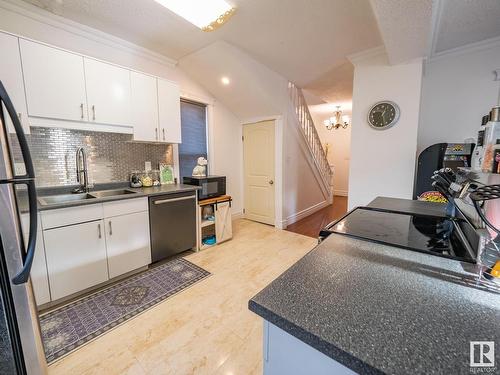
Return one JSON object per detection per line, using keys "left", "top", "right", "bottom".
{"left": 269, "top": 180, "right": 274, "bottom": 185}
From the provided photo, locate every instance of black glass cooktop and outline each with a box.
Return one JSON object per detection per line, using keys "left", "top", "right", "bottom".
{"left": 326, "top": 207, "right": 478, "bottom": 263}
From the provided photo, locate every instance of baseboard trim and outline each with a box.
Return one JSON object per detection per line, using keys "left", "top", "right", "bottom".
{"left": 232, "top": 211, "right": 244, "bottom": 220}
{"left": 284, "top": 200, "right": 329, "bottom": 227}
{"left": 333, "top": 190, "right": 348, "bottom": 197}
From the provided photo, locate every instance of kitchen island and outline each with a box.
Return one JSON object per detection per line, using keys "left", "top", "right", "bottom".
{"left": 249, "top": 198, "right": 500, "bottom": 374}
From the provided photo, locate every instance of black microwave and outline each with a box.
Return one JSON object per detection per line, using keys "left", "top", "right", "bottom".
{"left": 183, "top": 175, "right": 226, "bottom": 200}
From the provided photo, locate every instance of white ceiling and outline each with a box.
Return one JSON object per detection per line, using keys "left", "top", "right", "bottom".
{"left": 433, "top": 0, "right": 500, "bottom": 53}
{"left": 16, "top": 0, "right": 500, "bottom": 113}
{"left": 369, "top": 0, "right": 433, "bottom": 64}
{"left": 21, "top": 0, "right": 381, "bottom": 92}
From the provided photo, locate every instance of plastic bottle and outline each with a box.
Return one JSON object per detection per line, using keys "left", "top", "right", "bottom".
{"left": 471, "top": 114, "right": 489, "bottom": 170}
{"left": 481, "top": 107, "right": 500, "bottom": 172}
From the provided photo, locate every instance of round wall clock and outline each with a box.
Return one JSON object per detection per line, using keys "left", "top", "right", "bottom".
{"left": 367, "top": 101, "right": 400, "bottom": 130}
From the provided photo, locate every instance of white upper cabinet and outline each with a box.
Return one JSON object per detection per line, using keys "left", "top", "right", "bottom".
{"left": 131, "top": 72, "right": 159, "bottom": 142}
{"left": 84, "top": 58, "right": 131, "bottom": 126}
{"left": 20, "top": 39, "right": 87, "bottom": 122}
{"left": 0, "top": 33, "right": 29, "bottom": 134}
{"left": 158, "top": 78, "right": 181, "bottom": 143}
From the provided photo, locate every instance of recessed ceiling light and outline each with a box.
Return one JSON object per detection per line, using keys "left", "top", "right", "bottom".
{"left": 154, "top": 0, "right": 235, "bottom": 32}
{"left": 221, "top": 77, "right": 230, "bottom": 85}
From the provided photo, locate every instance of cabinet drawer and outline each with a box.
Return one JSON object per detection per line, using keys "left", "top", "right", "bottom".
{"left": 103, "top": 197, "right": 148, "bottom": 218}
{"left": 41, "top": 204, "right": 103, "bottom": 229}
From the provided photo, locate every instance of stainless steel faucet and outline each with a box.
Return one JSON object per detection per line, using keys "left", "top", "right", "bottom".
{"left": 74, "top": 147, "right": 89, "bottom": 193}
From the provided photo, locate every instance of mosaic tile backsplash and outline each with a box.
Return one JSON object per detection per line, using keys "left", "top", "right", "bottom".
{"left": 10, "top": 127, "right": 173, "bottom": 188}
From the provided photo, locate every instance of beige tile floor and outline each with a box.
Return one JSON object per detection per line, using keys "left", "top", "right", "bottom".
{"left": 47, "top": 219, "right": 317, "bottom": 375}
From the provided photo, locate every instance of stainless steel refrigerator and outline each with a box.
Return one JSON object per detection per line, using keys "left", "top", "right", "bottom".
{"left": 0, "top": 81, "right": 46, "bottom": 374}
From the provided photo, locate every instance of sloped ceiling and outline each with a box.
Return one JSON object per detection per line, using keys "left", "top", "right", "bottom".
{"left": 16, "top": 0, "right": 500, "bottom": 116}
{"left": 179, "top": 41, "right": 288, "bottom": 120}
{"left": 21, "top": 0, "right": 381, "bottom": 96}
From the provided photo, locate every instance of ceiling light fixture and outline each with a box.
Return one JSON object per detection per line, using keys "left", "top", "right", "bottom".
{"left": 324, "top": 106, "right": 350, "bottom": 130}
{"left": 154, "top": 0, "right": 235, "bottom": 32}
{"left": 221, "top": 76, "right": 230, "bottom": 85}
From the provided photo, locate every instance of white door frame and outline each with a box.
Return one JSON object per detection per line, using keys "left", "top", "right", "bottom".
{"left": 241, "top": 115, "right": 284, "bottom": 229}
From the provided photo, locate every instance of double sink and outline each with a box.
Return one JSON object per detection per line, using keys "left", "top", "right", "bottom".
{"left": 38, "top": 189, "right": 138, "bottom": 206}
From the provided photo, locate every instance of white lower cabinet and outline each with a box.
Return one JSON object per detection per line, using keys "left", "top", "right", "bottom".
{"left": 43, "top": 220, "right": 108, "bottom": 301}
{"left": 105, "top": 211, "right": 151, "bottom": 279}
{"left": 21, "top": 214, "right": 50, "bottom": 306}
{"left": 40, "top": 198, "right": 151, "bottom": 302}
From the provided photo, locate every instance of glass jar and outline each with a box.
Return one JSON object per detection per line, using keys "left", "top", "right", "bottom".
{"left": 140, "top": 171, "right": 153, "bottom": 187}
{"left": 151, "top": 170, "right": 161, "bottom": 186}
{"left": 129, "top": 170, "right": 142, "bottom": 188}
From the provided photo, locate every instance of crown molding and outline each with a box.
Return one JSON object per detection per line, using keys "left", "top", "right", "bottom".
{"left": 346, "top": 46, "right": 386, "bottom": 65}
{"left": 0, "top": 0, "right": 177, "bottom": 68}
{"left": 430, "top": 35, "right": 500, "bottom": 62}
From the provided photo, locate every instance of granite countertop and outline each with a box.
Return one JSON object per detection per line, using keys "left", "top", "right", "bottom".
{"left": 249, "top": 201, "right": 500, "bottom": 374}
{"left": 18, "top": 182, "right": 200, "bottom": 212}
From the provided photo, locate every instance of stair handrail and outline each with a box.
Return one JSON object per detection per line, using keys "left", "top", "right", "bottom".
{"left": 288, "top": 82, "right": 333, "bottom": 191}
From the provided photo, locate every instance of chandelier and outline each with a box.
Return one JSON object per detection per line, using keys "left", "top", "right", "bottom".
{"left": 324, "top": 106, "right": 350, "bottom": 130}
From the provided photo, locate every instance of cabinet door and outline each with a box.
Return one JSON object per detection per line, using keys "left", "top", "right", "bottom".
{"left": 157, "top": 79, "right": 181, "bottom": 143}
{"left": 215, "top": 201, "right": 232, "bottom": 244}
{"left": 44, "top": 220, "right": 108, "bottom": 300}
{"left": 84, "top": 58, "right": 131, "bottom": 126}
{"left": 131, "top": 72, "right": 159, "bottom": 142}
{"left": 21, "top": 214, "right": 50, "bottom": 306}
{"left": 20, "top": 39, "right": 87, "bottom": 122}
{"left": 105, "top": 211, "right": 151, "bottom": 279}
{"left": 0, "top": 33, "right": 29, "bottom": 134}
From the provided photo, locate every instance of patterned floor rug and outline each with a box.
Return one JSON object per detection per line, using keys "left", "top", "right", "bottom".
{"left": 39, "top": 258, "right": 211, "bottom": 363}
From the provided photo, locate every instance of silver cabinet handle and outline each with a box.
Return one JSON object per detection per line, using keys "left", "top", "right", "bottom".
{"left": 17, "top": 113, "right": 21, "bottom": 121}
{"left": 109, "top": 221, "right": 112, "bottom": 236}
{"left": 162, "top": 128, "right": 165, "bottom": 141}
{"left": 98, "top": 223, "right": 101, "bottom": 239}
{"left": 154, "top": 195, "right": 196, "bottom": 205}
{"left": 269, "top": 180, "right": 274, "bottom": 185}
{"left": 92, "top": 105, "right": 96, "bottom": 120}
{"left": 80, "top": 103, "right": 84, "bottom": 119}
{"left": 155, "top": 128, "right": 158, "bottom": 140}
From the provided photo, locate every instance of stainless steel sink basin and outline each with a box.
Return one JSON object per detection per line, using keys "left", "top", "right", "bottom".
{"left": 38, "top": 193, "right": 96, "bottom": 205}
{"left": 90, "top": 189, "right": 137, "bottom": 198}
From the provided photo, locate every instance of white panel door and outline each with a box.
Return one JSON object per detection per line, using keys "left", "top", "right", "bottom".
{"left": 104, "top": 211, "right": 151, "bottom": 279}
{"left": 243, "top": 121, "right": 275, "bottom": 225}
{"left": 157, "top": 79, "right": 181, "bottom": 143}
{"left": 215, "top": 201, "right": 232, "bottom": 244}
{"left": 0, "top": 33, "right": 29, "bottom": 134}
{"left": 21, "top": 214, "right": 50, "bottom": 306}
{"left": 20, "top": 39, "right": 87, "bottom": 122}
{"left": 84, "top": 58, "right": 131, "bottom": 126}
{"left": 131, "top": 72, "right": 159, "bottom": 142}
{"left": 44, "top": 220, "right": 108, "bottom": 300}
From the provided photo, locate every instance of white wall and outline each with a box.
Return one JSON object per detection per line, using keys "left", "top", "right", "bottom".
{"left": 418, "top": 42, "right": 500, "bottom": 154}
{"left": 310, "top": 108, "right": 351, "bottom": 196}
{"left": 209, "top": 104, "right": 243, "bottom": 215}
{"left": 283, "top": 108, "right": 330, "bottom": 226}
{"left": 348, "top": 51, "right": 423, "bottom": 209}
{"left": 0, "top": 0, "right": 244, "bottom": 214}
{"left": 179, "top": 38, "right": 329, "bottom": 225}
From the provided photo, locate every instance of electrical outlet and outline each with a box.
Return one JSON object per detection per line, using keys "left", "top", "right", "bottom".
{"left": 145, "top": 161, "right": 152, "bottom": 171}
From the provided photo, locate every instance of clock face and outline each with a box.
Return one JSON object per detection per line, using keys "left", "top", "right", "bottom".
{"left": 368, "top": 101, "right": 400, "bottom": 130}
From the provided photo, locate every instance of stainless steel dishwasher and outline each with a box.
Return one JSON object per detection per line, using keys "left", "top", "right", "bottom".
{"left": 149, "top": 191, "right": 197, "bottom": 262}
